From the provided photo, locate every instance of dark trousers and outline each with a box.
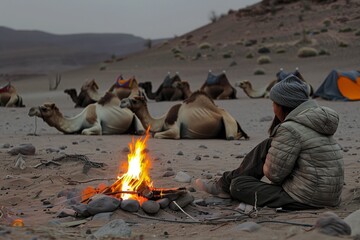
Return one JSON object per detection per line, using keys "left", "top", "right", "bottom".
{"left": 218, "top": 138, "right": 318, "bottom": 210}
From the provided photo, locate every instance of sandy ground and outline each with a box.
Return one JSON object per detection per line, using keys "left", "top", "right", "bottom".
{"left": 1, "top": 62, "right": 360, "bottom": 239}
{"left": 1, "top": 1, "right": 360, "bottom": 238}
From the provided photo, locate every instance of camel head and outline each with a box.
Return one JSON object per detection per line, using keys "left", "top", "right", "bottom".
{"left": 235, "top": 80, "right": 251, "bottom": 89}
{"left": 120, "top": 96, "right": 147, "bottom": 112}
{"left": 28, "top": 103, "right": 61, "bottom": 120}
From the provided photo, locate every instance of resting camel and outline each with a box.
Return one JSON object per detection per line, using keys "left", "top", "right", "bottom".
{"left": 64, "top": 77, "right": 143, "bottom": 108}
{"left": 120, "top": 91, "right": 249, "bottom": 140}
{"left": 64, "top": 79, "right": 101, "bottom": 108}
{"left": 28, "top": 92, "right": 145, "bottom": 135}
{"left": 200, "top": 71, "right": 237, "bottom": 100}
{"left": 236, "top": 69, "right": 314, "bottom": 98}
{"left": 138, "top": 73, "right": 184, "bottom": 101}
{"left": 107, "top": 76, "right": 143, "bottom": 100}
{"left": 174, "top": 81, "right": 193, "bottom": 99}
{"left": 0, "top": 82, "right": 25, "bottom": 107}
{"left": 235, "top": 80, "right": 277, "bottom": 98}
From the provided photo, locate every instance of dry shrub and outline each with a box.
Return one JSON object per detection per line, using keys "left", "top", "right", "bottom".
{"left": 257, "top": 55, "right": 271, "bottom": 64}
{"left": 297, "top": 47, "right": 318, "bottom": 58}
{"left": 254, "top": 68, "right": 265, "bottom": 75}
{"left": 198, "top": 42, "right": 212, "bottom": 50}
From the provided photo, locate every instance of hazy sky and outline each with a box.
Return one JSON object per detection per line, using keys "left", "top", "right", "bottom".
{"left": 0, "top": 0, "right": 259, "bottom": 39}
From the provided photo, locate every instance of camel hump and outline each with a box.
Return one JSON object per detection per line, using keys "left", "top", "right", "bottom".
{"left": 205, "top": 72, "right": 228, "bottom": 85}
{"left": 183, "top": 90, "right": 215, "bottom": 105}
{"left": 98, "top": 92, "right": 116, "bottom": 106}
{"left": 0, "top": 82, "right": 11, "bottom": 93}
{"left": 165, "top": 104, "right": 181, "bottom": 125}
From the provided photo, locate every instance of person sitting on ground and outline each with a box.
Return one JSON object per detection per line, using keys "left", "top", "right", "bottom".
{"left": 196, "top": 75, "right": 344, "bottom": 210}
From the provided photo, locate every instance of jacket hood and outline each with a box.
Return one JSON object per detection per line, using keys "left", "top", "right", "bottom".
{"left": 285, "top": 100, "right": 339, "bottom": 135}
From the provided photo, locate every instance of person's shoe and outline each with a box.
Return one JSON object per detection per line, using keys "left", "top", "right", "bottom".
{"left": 195, "top": 178, "right": 231, "bottom": 199}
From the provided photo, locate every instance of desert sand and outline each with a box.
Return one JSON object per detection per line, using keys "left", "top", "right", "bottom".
{"left": 1, "top": 1, "right": 360, "bottom": 239}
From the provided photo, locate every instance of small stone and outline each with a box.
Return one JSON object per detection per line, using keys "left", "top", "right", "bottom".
{"left": 176, "top": 151, "right": 184, "bottom": 156}
{"left": 235, "top": 154, "right": 245, "bottom": 158}
{"left": 59, "top": 145, "right": 67, "bottom": 150}
{"left": 93, "top": 219, "right": 131, "bottom": 239}
{"left": 344, "top": 209, "right": 360, "bottom": 236}
{"left": 57, "top": 208, "right": 77, "bottom": 218}
{"left": 1, "top": 143, "right": 10, "bottom": 148}
{"left": 8, "top": 144, "right": 35, "bottom": 155}
{"left": 187, "top": 187, "right": 196, "bottom": 192}
{"left": 142, "top": 200, "right": 160, "bottom": 214}
{"left": 174, "top": 171, "right": 192, "bottom": 183}
{"left": 72, "top": 204, "right": 91, "bottom": 218}
{"left": 169, "top": 192, "right": 194, "bottom": 211}
{"left": 194, "top": 155, "right": 201, "bottom": 161}
{"left": 231, "top": 222, "right": 261, "bottom": 232}
{"left": 162, "top": 171, "right": 175, "bottom": 177}
{"left": 205, "top": 174, "right": 213, "bottom": 179}
{"left": 87, "top": 195, "right": 121, "bottom": 215}
{"left": 213, "top": 155, "right": 220, "bottom": 159}
{"left": 157, "top": 198, "right": 170, "bottom": 209}
{"left": 260, "top": 116, "right": 273, "bottom": 122}
{"left": 122, "top": 147, "right": 130, "bottom": 153}
{"left": 46, "top": 148, "right": 59, "bottom": 153}
{"left": 72, "top": 141, "right": 78, "bottom": 145}
{"left": 199, "top": 145, "right": 207, "bottom": 149}
{"left": 203, "top": 155, "right": 209, "bottom": 158}
{"left": 120, "top": 199, "right": 140, "bottom": 212}
{"left": 314, "top": 212, "right": 351, "bottom": 236}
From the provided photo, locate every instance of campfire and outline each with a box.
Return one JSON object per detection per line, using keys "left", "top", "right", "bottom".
{"left": 81, "top": 129, "right": 188, "bottom": 206}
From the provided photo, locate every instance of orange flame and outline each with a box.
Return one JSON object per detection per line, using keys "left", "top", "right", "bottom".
{"left": 82, "top": 128, "right": 153, "bottom": 203}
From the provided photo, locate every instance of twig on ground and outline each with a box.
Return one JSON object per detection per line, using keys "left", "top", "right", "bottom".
{"left": 172, "top": 201, "right": 199, "bottom": 222}
{"left": 210, "top": 222, "right": 228, "bottom": 231}
{"left": 59, "top": 176, "right": 116, "bottom": 185}
{"left": 256, "top": 220, "right": 313, "bottom": 227}
{"left": 33, "top": 190, "right": 42, "bottom": 199}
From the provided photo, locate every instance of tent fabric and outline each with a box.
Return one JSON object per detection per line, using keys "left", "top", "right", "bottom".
{"left": 313, "top": 70, "right": 360, "bottom": 101}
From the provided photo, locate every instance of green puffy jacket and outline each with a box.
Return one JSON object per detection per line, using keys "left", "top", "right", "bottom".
{"left": 263, "top": 100, "right": 344, "bottom": 207}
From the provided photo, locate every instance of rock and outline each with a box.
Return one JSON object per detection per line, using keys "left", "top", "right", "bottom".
{"left": 157, "top": 198, "right": 170, "bottom": 209}
{"left": 199, "top": 145, "right": 207, "bottom": 149}
{"left": 231, "top": 222, "right": 261, "bottom": 232}
{"left": 174, "top": 171, "right": 192, "bottom": 183}
{"left": 92, "top": 219, "right": 131, "bottom": 239}
{"left": 14, "top": 154, "right": 26, "bottom": 170}
{"left": 142, "top": 200, "right": 160, "bottom": 214}
{"left": 187, "top": 187, "right": 196, "bottom": 192}
{"left": 8, "top": 144, "right": 35, "bottom": 155}
{"left": 1, "top": 143, "right": 10, "bottom": 148}
{"left": 176, "top": 151, "right": 184, "bottom": 156}
{"left": 91, "top": 212, "right": 114, "bottom": 226}
{"left": 162, "top": 171, "right": 175, "bottom": 177}
{"left": 344, "top": 209, "right": 360, "bottom": 236}
{"left": 120, "top": 199, "right": 140, "bottom": 212}
{"left": 260, "top": 116, "right": 273, "bottom": 122}
{"left": 57, "top": 188, "right": 82, "bottom": 205}
{"left": 169, "top": 192, "right": 194, "bottom": 211}
{"left": 314, "top": 212, "right": 351, "bottom": 236}
{"left": 46, "top": 148, "right": 59, "bottom": 153}
{"left": 72, "top": 204, "right": 91, "bottom": 218}
{"left": 194, "top": 155, "right": 201, "bottom": 161}
{"left": 87, "top": 195, "right": 121, "bottom": 215}
{"left": 57, "top": 208, "right": 77, "bottom": 218}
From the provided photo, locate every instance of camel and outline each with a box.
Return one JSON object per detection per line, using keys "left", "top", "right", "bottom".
{"left": 120, "top": 91, "right": 249, "bottom": 140}
{"left": 64, "top": 79, "right": 101, "bottom": 108}
{"left": 64, "top": 77, "right": 143, "bottom": 108}
{"left": 236, "top": 69, "right": 314, "bottom": 98}
{"left": 0, "top": 82, "right": 25, "bottom": 107}
{"left": 28, "top": 92, "right": 145, "bottom": 135}
{"left": 107, "top": 75, "right": 143, "bottom": 100}
{"left": 200, "top": 71, "right": 237, "bottom": 100}
{"left": 235, "top": 80, "right": 277, "bottom": 98}
{"left": 138, "top": 73, "right": 184, "bottom": 101}
{"left": 174, "top": 81, "right": 193, "bottom": 99}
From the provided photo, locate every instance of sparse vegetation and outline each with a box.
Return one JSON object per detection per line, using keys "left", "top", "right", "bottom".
{"left": 174, "top": 53, "right": 186, "bottom": 60}
{"left": 339, "top": 27, "right": 353, "bottom": 33}
{"left": 355, "top": 30, "right": 360, "bottom": 36}
{"left": 297, "top": 47, "right": 318, "bottom": 58}
{"left": 254, "top": 68, "right": 266, "bottom": 75}
{"left": 222, "top": 51, "right": 233, "bottom": 59}
{"left": 171, "top": 47, "right": 182, "bottom": 54}
{"left": 318, "top": 49, "right": 330, "bottom": 56}
{"left": 257, "top": 55, "right": 271, "bottom": 64}
{"left": 276, "top": 48, "right": 286, "bottom": 54}
{"left": 198, "top": 42, "right": 212, "bottom": 50}
{"left": 258, "top": 47, "right": 270, "bottom": 54}
{"left": 246, "top": 52, "right": 254, "bottom": 59}
{"left": 339, "top": 42, "right": 349, "bottom": 48}
{"left": 323, "top": 19, "right": 331, "bottom": 27}
{"left": 209, "top": 11, "right": 219, "bottom": 23}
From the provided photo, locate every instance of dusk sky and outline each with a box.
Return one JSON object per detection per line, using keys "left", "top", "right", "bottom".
{"left": 0, "top": 0, "right": 260, "bottom": 39}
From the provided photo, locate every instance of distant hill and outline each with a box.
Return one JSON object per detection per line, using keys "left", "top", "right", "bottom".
{"left": 0, "top": 26, "right": 164, "bottom": 74}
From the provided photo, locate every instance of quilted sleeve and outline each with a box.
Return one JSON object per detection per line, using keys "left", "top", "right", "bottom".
{"left": 263, "top": 124, "right": 301, "bottom": 184}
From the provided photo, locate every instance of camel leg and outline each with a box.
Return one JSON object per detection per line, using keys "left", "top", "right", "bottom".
{"left": 221, "top": 112, "right": 241, "bottom": 140}
{"left": 154, "top": 126, "right": 180, "bottom": 139}
{"left": 81, "top": 122, "right": 102, "bottom": 135}
{"left": 133, "top": 115, "right": 145, "bottom": 135}
{"left": 5, "top": 95, "right": 18, "bottom": 107}
{"left": 217, "top": 88, "right": 233, "bottom": 100}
